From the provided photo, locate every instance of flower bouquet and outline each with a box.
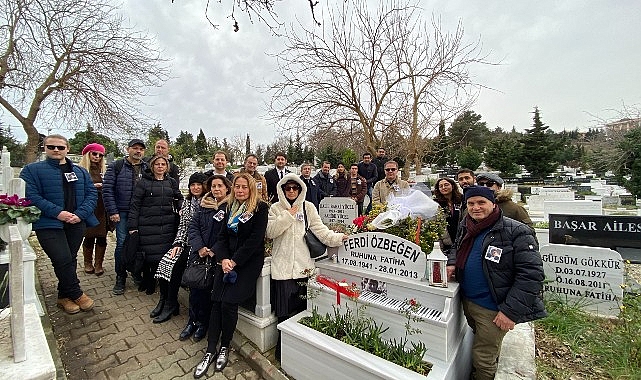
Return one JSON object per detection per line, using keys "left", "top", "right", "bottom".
{"left": 352, "top": 190, "right": 447, "bottom": 254}
{"left": 0, "top": 194, "right": 41, "bottom": 225}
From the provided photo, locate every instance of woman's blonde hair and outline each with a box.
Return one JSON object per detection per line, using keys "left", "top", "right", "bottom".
{"left": 78, "top": 152, "right": 106, "bottom": 173}
{"left": 229, "top": 172, "right": 265, "bottom": 213}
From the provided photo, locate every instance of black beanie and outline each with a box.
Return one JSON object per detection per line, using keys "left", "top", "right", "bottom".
{"left": 463, "top": 185, "right": 496, "bottom": 203}
{"left": 189, "top": 172, "right": 208, "bottom": 186}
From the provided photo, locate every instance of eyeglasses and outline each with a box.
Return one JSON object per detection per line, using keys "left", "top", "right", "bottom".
{"left": 45, "top": 145, "right": 66, "bottom": 151}
{"left": 384, "top": 168, "right": 397, "bottom": 172}
{"left": 478, "top": 181, "right": 496, "bottom": 187}
{"left": 284, "top": 186, "right": 300, "bottom": 191}
{"left": 90, "top": 152, "right": 104, "bottom": 158}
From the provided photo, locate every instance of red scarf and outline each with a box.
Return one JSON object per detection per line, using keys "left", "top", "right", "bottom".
{"left": 455, "top": 206, "right": 501, "bottom": 269}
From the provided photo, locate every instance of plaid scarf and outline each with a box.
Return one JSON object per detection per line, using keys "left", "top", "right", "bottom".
{"left": 455, "top": 206, "right": 501, "bottom": 270}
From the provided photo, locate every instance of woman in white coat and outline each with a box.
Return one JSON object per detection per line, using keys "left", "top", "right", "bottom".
{"left": 266, "top": 173, "right": 348, "bottom": 360}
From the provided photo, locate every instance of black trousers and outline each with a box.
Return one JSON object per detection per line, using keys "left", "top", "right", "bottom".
{"left": 36, "top": 222, "right": 86, "bottom": 300}
{"left": 206, "top": 301, "right": 239, "bottom": 353}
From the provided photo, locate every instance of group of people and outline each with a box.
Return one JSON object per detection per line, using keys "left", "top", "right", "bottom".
{"left": 21, "top": 136, "right": 545, "bottom": 380}
{"left": 431, "top": 168, "right": 544, "bottom": 380}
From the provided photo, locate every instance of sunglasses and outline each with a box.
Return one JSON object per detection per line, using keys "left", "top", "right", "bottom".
{"left": 90, "top": 152, "right": 104, "bottom": 158}
{"left": 284, "top": 186, "right": 300, "bottom": 191}
{"left": 45, "top": 145, "right": 67, "bottom": 151}
{"left": 384, "top": 168, "right": 397, "bottom": 172}
{"left": 478, "top": 181, "right": 496, "bottom": 187}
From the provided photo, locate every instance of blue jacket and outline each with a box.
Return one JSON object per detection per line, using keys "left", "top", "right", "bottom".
{"left": 20, "top": 157, "right": 99, "bottom": 230}
{"left": 102, "top": 158, "right": 148, "bottom": 216}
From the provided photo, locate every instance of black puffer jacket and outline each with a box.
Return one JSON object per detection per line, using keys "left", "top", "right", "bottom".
{"left": 128, "top": 174, "right": 183, "bottom": 262}
{"left": 448, "top": 214, "right": 547, "bottom": 324}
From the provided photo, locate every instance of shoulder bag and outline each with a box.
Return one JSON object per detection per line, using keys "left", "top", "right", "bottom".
{"left": 181, "top": 255, "right": 215, "bottom": 289}
{"left": 303, "top": 202, "right": 327, "bottom": 259}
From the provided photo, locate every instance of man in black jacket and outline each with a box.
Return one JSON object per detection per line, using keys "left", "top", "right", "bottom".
{"left": 264, "top": 152, "right": 290, "bottom": 203}
{"left": 357, "top": 152, "right": 378, "bottom": 213}
{"left": 314, "top": 161, "right": 336, "bottom": 201}
{"left": 446, "top": 186, "right": 546, "bottom": 380}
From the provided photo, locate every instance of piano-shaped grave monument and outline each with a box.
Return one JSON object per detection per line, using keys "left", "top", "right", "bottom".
{"left": 279, "top": 232, "right": 472, "bottom": 380}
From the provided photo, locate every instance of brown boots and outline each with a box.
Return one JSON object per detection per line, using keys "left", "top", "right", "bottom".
{"left": 83, "top": 244, "right": 107, "bottom": 276}
{"left": 94, "top": 244, "right": 106, "bottom": 276}
{"left": 83, "top": 245, "right": 94, "bottom": 274}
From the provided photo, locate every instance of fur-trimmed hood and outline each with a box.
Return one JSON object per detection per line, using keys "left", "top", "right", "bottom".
{"left": 495, "top": 188, "right": 514, "bottom": 203}
{"left": 275, "top": 173, "right": 307, "bottom": 209}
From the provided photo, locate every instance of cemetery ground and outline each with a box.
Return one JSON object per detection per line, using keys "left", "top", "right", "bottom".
{"left": 534, "top": 263, "right": 641, "bottom": 379}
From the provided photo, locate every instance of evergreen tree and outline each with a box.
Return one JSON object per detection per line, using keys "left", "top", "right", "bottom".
{"left": 69, "top": 124, "right": 120, "bottom": 157}
{"left": 195, "top": 129, "right": 208, "bottom": 153}
{"left": 0, "top": 126, "right": 26, "bottom": 166}
{"left": 455, "top": 146, "right": 483, "bottom": 171}
{"left": 434, "top": 120, "right": 449, "bottom": 167}
{"left": 484, "top": 134, "right": 521, "bottom": 176}
{"left": 448, "top": 110, "right": 489, "bottom": 151}
{"left": 617, "top": 127, "right": 641, "bottom": 197}
{"left": 147, "top": 123, "right": 170, "bottom": 148}
{"left": 518, "top": 107, "right": 558, "bottom": 178}
{"left": 245, "top": 134, "right": 251, "bottom": 156}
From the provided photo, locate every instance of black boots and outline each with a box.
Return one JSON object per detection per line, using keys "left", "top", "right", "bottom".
{"left": 150, "top": 294, "right": 165, "bottom": 318}
{"left": 153, "top": 301, "right": 179, "bottom": 323}
{"left": 179, "top": 322, "right": 197, "bottom": 341}
{"left": 112, "top": 275, "right": 125, "bottom": 295}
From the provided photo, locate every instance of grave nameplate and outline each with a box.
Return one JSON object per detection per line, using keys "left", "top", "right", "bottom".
{"left": 541, "top": 244, "right": 623, "bottom": 316}
{"left": 602, "top": 195, "right": 620, "bottom": 207}
{"left": 319, "top": 198, "right": 358, "bottom": 226}
{"left": 337, "top": 232, "right": 425, "bottom": 282}
{"left": 577, "top": 185, "right": 592, "bottom": 193}
{"left": 549, "top": 214, "right": 641, "bottom": 262}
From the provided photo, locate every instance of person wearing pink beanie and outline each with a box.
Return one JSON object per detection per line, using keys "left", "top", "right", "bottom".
{"left": 79, "top": 143, "right": 108, "bottom": 275}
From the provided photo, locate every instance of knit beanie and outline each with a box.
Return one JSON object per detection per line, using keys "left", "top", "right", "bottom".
{"left": 81, "top": 143, "right": 106, "bottom": 156}
{"left": 189, "top": 172, "right": 208, "bottom": 186}
{"left": 463, "top": 185, "right": 496, "bottom": 203}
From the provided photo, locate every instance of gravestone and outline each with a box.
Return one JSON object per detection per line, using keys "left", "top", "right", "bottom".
{"left": 620, "top": 195, "right": 636, "bottom": 206}
{"left": 549, "top": 214, "right": 641, "bottom": 263}
{"left": 319, "top": 197, "right": 358, "bottom": 226}
{"left": 541, "top": 244, "right": 623, "bottom": 316}
{"left": 543, "top": 200, "right": 602, "bottom": 220}
{"left": 602, "top": 195, "right": 620, "bottom": 207}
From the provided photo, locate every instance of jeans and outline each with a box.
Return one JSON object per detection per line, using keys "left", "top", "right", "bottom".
{"left": 36, "top": 222, "right": 86, "bottom": 300}
{"left": 114, "top": 211, "right": 129, "bottom": 277}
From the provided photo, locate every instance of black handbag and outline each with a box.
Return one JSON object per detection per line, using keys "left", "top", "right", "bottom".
{"left": 181, "top": 255, "right": 215, "bottom": 289}
{"left": 303, "top": 202, "right": 327, "bottom": 258}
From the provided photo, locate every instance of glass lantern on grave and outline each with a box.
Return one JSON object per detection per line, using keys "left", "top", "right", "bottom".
{"left": 427, "top": 242, "right": 448, "bottom": 287}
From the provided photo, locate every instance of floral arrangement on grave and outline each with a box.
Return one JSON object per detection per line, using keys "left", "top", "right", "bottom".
{"left": 352, "top": 189, "right": 447, "bottom": 255}
{"left": 0, "top": 194, "right": 41, "bottom": 225}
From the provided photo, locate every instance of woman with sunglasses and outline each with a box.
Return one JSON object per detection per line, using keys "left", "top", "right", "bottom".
{"left": 194, "top": 173, "right": 269, "bottom": 378}
{"left": 266, "top": 173, "right": 348, "bottom": 361}
{"left": 78, "top": 143, "right": 108, "bottom": 276}
{"left": 433, "top": 177, "right": 463, "bottom": 252}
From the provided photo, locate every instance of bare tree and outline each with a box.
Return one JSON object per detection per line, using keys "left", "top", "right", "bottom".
{"left": 0, "top": 0, "right": 170, "bottom": 161}
{"left": 268, "top": 0, "right": 488, "bottom": 178}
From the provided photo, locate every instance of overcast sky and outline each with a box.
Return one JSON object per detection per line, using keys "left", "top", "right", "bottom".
{"left": 4, "top": 1, "right": 641, "bottom": 145}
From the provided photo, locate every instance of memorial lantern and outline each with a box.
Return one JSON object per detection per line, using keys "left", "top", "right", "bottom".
{"left": 427, "top": 242, "right": 448, "bottom": 287}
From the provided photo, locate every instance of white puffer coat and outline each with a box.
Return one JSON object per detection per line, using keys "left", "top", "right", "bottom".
{"left": 267, "top": 173, "right": 345, "bottom": 280}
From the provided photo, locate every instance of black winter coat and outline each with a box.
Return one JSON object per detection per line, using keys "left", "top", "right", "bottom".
{"left": 448, "top": 215, "right": 547, "bottom": 324}
{"left": 211, "top": 201, "right": 269, "bottom": 303}
{"left": 188, "top": 200, "right": 228, "bottom": 261}
{"left": 128, "top": 175, "right": 183, "bottom": 263}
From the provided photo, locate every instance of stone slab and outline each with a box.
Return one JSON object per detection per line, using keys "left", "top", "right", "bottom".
{"left": 0, "top": 304, "right": 55, "bottom": 380}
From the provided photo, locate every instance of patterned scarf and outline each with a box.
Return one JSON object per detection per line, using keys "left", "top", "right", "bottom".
{"left": 227, "top": 201, "right": 246, "bottom": 233}
{"left": 455, "top": 206, "right": 501, "bottom": 270}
